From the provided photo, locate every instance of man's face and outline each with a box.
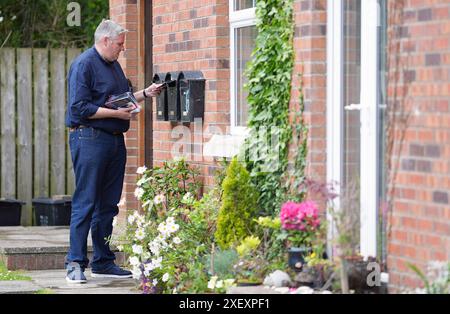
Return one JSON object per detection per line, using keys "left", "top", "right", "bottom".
{"left": 105, "top": 33, "right": 125, "bottom": 61}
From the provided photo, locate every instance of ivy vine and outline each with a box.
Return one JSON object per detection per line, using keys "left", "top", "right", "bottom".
{"left": 241, "top": 0, "right": 298, "bottom": 215}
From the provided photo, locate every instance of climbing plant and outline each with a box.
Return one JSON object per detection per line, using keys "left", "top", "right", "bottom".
{"left": 242, "top": 0, "right": 296, "bottom": 215}
{"left": 284, "top": 73, "right": 309, "bottom": 202}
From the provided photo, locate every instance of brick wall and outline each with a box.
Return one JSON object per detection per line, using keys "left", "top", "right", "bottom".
{"left": 151, "top": 0, "right": 230, "bottom": 191}
{"left": 109, "top": 0, "right": 141, "bottom": 221}
{"left": 293, "top": 0, "right": 327, "bottom": 187}
{"left": 386, "top": 0, "right": 450, "bottom": 292}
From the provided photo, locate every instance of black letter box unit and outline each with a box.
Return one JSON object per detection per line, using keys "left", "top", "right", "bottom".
{"left": 32, "top": 196, "right": 72, "bottom": 226}
{"left": 155, "top": 71, "right": 205, "bottom": 122}
{"left": 153, "top": 72, "right": 168, "bottom": 121}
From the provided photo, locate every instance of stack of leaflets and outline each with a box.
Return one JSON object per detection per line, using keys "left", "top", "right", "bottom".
{"left": 105, "top": 92, "right": 140, "bottom": 113}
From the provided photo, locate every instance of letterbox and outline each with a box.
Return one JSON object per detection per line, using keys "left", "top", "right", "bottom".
{"left": 179, "top": 71, "right": 206, "bottom": 122}
{"left": 165, "top": 72, "right": 181, "bottom": 121}
{"left": 153, "top": 73, "right": 168, "bottom": 121}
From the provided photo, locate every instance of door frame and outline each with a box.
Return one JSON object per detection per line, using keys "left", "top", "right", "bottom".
{"left": 326, "top": 0, "right": 379, "bottom": 259}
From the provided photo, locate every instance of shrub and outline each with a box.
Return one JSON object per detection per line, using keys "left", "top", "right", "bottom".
{"left": 215, "top": 157, "right": 259, "bottom": 249}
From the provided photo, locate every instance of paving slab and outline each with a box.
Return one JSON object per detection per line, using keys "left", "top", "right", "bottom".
{"left": 0, "top": 269, "right": 141, "bottom": 294}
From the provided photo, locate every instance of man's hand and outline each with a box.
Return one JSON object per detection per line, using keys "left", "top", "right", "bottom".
{"left": 144, "top": 83, "right": 164, "bottom": 97}
{"left": 115, "top": 106, "right": 136, "bottom": 120}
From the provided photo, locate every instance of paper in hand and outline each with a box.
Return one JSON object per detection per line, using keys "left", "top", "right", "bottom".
{"left": 105, "top": 92, "right": 138, "bottom": 110}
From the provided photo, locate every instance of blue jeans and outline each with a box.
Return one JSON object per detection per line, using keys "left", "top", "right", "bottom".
{"left": 66, "top": 127, "right": 126, "bottom": 272}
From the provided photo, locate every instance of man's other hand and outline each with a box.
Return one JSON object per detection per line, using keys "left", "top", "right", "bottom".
{"left": 116, "top": 106, "right": 136, "bottom": 120}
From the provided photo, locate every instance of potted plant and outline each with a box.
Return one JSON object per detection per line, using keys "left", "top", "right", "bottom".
{"left": 280, "top": 200, "right": 321, "bottom": 272}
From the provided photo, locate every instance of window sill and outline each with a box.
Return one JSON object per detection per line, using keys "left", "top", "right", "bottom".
{"left": 203, "top": 132, "right": 249, "bottom": 158}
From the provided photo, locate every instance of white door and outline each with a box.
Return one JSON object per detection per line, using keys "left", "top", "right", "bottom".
{"left": 327, "top": 0, "right": 386, "bottom": 259}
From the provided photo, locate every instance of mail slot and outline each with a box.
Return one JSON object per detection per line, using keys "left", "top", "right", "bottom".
{"left": 179, "top": 71, "right": 205, "bottom": 122}
{"left": 165, "top": 72, "right": 181, "bottom": 121}
{"left": 153, "top": 73, "right": 168, "bottom": 121}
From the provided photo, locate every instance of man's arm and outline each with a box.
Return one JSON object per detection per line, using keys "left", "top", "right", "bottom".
{"left": 133, "top": 83, "right": 163, "bottom": 102}
{"left": 88, "top": 106, "right": 135, "bottom": 120}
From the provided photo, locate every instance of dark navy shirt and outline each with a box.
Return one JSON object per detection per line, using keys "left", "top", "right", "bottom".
{"left": 65, "top": 46, "right": 131, "bottom": 134}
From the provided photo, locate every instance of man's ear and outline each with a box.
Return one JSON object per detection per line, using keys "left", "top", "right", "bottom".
{"left": 102, "top": 36, "right": 109, "bottom": 47}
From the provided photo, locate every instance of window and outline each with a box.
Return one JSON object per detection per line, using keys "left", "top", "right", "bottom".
{"left": 230, "top": 0, "right": 257, "bottom": 133}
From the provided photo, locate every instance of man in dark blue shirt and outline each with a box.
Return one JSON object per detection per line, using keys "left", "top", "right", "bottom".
{"left": 65, "top": 20, "right": 162, "bottom": 283}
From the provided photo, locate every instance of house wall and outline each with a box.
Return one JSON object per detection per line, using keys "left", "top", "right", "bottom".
{"left": 386, "top": 0, "right": 450, "bottom": 292}
{"left": 111, "top": 0, "right": 328, "bottom": 205}
{"left": 110, "top": 0, "right": 449, "bottom": 293}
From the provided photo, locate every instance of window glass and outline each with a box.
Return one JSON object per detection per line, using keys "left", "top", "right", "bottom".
{"left": 234, "top": 0, "right": 256, "bottom": 11}
{"left": 234, "top": 25, "right": 257, "bottom": 127}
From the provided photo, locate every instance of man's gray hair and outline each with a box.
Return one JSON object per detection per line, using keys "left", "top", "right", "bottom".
{"left": 94, "top": 19, "right": 128, "bottom": 43}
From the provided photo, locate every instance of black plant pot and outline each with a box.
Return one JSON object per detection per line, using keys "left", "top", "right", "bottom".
{"left": 288, "top": 247, "right": 311, "bottom": 272}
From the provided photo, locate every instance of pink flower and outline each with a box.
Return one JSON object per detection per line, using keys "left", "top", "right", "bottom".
{"left": 280, "top": 200, "right": 320, "bottom": 232}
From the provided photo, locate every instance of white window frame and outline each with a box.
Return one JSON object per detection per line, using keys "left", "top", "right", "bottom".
{"left": 326, "top": 0, "right": 379, "bottom": 259}
{"left": 229, "top": 2, "right": 256, "bottom": 135}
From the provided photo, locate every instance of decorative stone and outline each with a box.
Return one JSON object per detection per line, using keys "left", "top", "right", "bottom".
{"left": 263, "top": 270, "right": 292, "bottom": 287}
{"left": 273, "top": 287, "right": 290, "bottom": 294}
{"left": 294, "top": 270, "right": 315, "bottom": 286}
{"left": 294, "top": 286, "right": 314, "bottom": 294}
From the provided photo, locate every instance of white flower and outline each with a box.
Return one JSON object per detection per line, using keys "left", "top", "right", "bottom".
{"left": 144, "top": 262, "right": 155, "bottom": 275}
{"left": 132, "top": 244, "right": 143, "bottom": 255}
{"left": 134, "top": 187, "right": 145, "bottom": 200}
{"left": 128, "top": 214, "right": 136, "bottom": 225}
{"left": 173, "top": 237, "right": 181, "bottom": 245}
{"left": 224, "top": 279, "right": 236, "bottom": 288}
{"left": 173, "top": 156, "right": 185, "bottom": 162}
{"left": 182, "top": 192, "right": 194, "bottom": 203}
{"left": 136, "top": 215, "right": 146, "bottom": 227}
{"left": 152, "top": 257, "right": 162, "bottom": 269}
{"left": 135, "top": 228, "right": 146, "bottom": 240}
{"left": 129, "top": 256, "right": 140, "bottom": 266}
{"left": 207, "top": 276, "right": 218, "bottom": 290}
{"left": 167, "top": 223, "right": 179, "bottom": 234}
{"left": 149, "top": 241, "right": 161, "bottom": 256}
{"left": 162, "top": 273, "right": 170, "bottom": 282}
{"left": 152, "top": 279, "right": 158, "bottom": 286}
{"left": 166, "top": 216, "right": 175, "bottom": 224}
{"left": 117, "top": 245, "right": 123, "bottom": 251}
{"left": 136, "top": 166, "right": 147, "bottom": 174}
{"left": 154, "top": 194, "right": 165, "bottom": 204}
{"left": 158, "top": 222, "right": 168, "bottom": 236}
{"left": 131, "top": 266, "right": 142, "bottom": 280}
{"left": 216, "top": 280, "right": 223, "bottom": 289}
{"left": 0, "top": 17, "right": 3, "bottom": 23}
{"left": 11, "top": 15, "right": 16, "bottom": 21}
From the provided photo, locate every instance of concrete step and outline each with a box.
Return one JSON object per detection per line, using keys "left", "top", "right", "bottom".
{"left": 0, "top": 226, "right": 125, "bottom": 270}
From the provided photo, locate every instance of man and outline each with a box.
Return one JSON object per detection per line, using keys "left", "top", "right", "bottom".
{"left": 65, "top": 19, "right": 162, "bottom": 283}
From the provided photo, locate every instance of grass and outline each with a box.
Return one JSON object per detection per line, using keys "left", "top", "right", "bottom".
{"left": 35, "top": 288, "right": 55, "bottom": 294}
{"left": 0, "top": 261, "right": 32, "bottom": 281}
